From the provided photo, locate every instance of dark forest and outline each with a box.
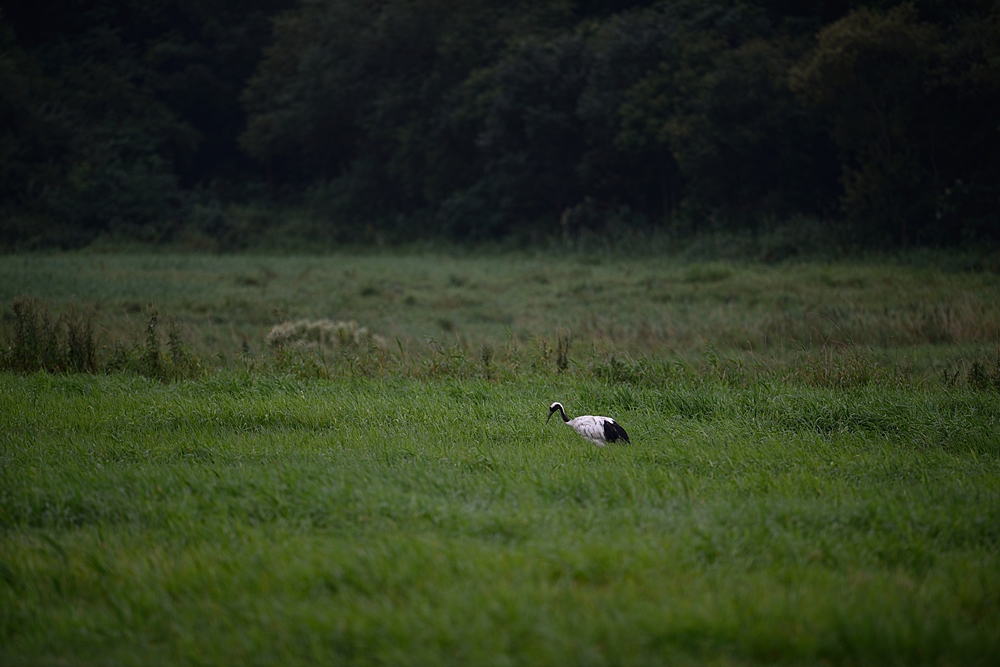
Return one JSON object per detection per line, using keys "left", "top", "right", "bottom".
{"left": 2, "top": 0, "right": 998, "bottom": 250}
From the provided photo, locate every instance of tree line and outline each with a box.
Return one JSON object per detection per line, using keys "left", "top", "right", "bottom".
{"left": 2, "top": 1, "right": 998, "bottom": 249}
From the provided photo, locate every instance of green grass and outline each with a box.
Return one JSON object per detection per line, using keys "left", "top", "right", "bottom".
{"left": 2, "top": 252, "right": 999, "bottom": 378}
{"left": 1, "top": 250, "right": 999, "bottom": 664}
{"left": 2, "top": 371, "right": 999, "bottom": 665}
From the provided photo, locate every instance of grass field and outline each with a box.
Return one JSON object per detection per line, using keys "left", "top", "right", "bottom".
{"left": 1, "top": 251, "right": 999, "bottom": 665}
{"left": 2, "top": 251, "right": 1000, "bottom": 376}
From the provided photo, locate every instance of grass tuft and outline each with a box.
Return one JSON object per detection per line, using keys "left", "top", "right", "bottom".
{"left": 1, "top": 296, "right": 97, "bottom": 374}
{"left": 966, "top": 350, "right": 1000, "bottom": 392}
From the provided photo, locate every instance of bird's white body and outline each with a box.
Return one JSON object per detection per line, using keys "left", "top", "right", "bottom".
{"left": 565, "top": 414, "right": 621, "bottom": 446}
{"left": 546, "top": 402, "right": 630, "bottom": 446}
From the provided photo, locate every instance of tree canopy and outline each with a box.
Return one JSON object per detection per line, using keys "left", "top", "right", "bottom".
{"left": 2, "top": 0, "right": 998, "bottom": 248}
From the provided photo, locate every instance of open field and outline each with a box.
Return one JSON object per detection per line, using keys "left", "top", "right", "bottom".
{"left": 2, "top": 252, "right": 1000, "bottom": 379}
{"left": 1, "top": 251, "right": 1000, "bottom": 664}
{"left": 2, "top": 372, "right": 999, "bottom": 665}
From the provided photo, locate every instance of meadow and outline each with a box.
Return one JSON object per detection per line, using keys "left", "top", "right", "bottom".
{"left": 1, "top": 251, "right": 999, "bottom": 665}
{"left": 2, "top": 250, "right": 999, "bottom": 373}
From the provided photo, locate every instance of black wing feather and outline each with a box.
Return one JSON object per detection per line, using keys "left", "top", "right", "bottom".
{"left": 602, "top": 419, "right": 630, "bottom": 444}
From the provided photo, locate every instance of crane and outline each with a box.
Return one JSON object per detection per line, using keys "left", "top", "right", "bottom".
{"left": 546, "top": 402, "right": 630, "bottom": 446}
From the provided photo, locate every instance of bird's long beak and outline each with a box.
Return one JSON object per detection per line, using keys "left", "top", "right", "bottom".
{"left": 546, "top": 410, "right": 554, "bottom": 424}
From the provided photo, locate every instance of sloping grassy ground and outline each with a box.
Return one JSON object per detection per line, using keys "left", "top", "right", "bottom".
{"left": 2, "top": 371, "right": 998, "bottom": 665}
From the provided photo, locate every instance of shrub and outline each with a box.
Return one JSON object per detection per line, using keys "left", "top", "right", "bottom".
{"left": 266, "top": 319, "right": 389, "bottom": 352}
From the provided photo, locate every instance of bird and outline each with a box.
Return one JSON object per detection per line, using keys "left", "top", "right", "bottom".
{"left": 546, "top": 402, "right": 630, "bottom": 446}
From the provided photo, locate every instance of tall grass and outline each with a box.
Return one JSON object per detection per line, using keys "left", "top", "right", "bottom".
{"left": 1, "top": 372, "right": 998, "bottom": 665}
{"left": 3, "top": 296, "right": 96, "bottom": 373}
{"left": 5, "top": 292, "right": 1000, "bottom": 392}
{"left": 1, "top": 297, "right": 202, "bottom": 381}
{"left": 2, "top": 251, "right": 999, "bottom": 664}
{"left": 2, "top": 253, "right": 999, "bottom": 371}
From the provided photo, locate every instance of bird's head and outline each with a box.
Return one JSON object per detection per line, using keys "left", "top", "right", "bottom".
{"left": 546, "top": 402, "right": 563, "bottom": 424}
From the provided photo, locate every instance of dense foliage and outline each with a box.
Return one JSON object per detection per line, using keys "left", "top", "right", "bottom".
{"left": 1, "top": 1, "right": 998, "bottom": 248}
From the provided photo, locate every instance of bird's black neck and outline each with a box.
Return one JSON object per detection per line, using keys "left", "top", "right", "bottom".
{"left": 555, "top": 404, "right": 569, "bottom": 422}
